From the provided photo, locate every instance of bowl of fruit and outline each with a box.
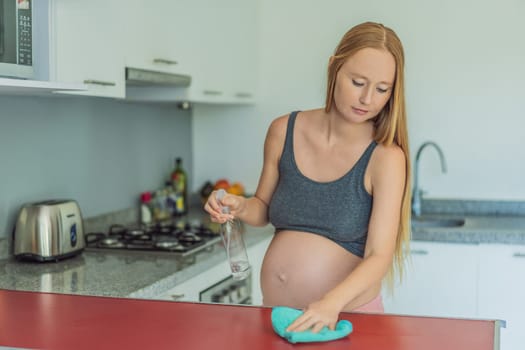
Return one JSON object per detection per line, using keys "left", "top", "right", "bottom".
{"left": 199, "top": 179, "right": 246, "bottom": 206}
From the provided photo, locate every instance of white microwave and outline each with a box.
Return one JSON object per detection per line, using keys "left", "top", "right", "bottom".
{"left": 0, "top": 0, "right": 33, "bottom": 79}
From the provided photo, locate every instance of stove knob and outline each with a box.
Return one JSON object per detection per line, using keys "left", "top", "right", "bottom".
{"left": 211, "top": 293, "right": 221, "bottom": 303}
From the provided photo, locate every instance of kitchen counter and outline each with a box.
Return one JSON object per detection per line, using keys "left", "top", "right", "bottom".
{"left": 410, "top": 198, "right": 525, "bottom": 244}
{"left": 412, "top": 214, "right": 525, "bottom": 244}
{"left": 0, "top": 224, "right": 273, "bottom": 298}
{"left": 1, "top": 198, "right": 524, "bottom": 300}
{"left": 0, "top": 289, "right": 502, "bottom": 350}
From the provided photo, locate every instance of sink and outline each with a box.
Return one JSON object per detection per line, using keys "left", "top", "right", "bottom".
{"left": 411, "top": 217, "right": 466, "bottom": 228}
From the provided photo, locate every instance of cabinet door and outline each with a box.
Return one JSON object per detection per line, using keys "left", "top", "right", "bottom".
{"left": 478, "top": 244, "right": 525, "bottom": 350}
{"left": 184, "top": 0, "right": 257, "bottom": 104}
{"left": 122, "top": 0, "right": 194, "bottom": 76}
{"left": 50, "top": 0, "right": 125, "bottom": 98}
{"left": 223, "top": 0, "right": 258, "bottom": 104}
{"left": 383, "top": 241, "right": 479, "bottom": 318}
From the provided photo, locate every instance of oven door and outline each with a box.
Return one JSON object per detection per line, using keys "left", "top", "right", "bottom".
{"left": 200, "top": 273, "right": 252, "bottom": 305}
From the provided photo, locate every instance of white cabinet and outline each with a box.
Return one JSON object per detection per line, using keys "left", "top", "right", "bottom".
{"left": 383, "top": 240, "right": 525, "bottom": 349}
{"left": 122, "top": 0, "right": 194, "bottom": 77}
{"left": 49, "top": 0, "right": 257, "bottom": 103}
{"left": 113, "top": 0, "right": 258, "bottom": 104}
{"left": 383, "top": 241, "right": 479, "bottom": 318}
{"left": 183, "top": 0, "right": 258, "bottom": 104}
{"left": 49, "top": 0, "right": 125, "bottom": 98}
{"left": 477, "top": 244, "right": 525, "bottom": 350}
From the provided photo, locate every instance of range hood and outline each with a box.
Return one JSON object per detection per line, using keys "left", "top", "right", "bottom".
{"left": 125, "top": 67, "right": 191, "bottom": 87}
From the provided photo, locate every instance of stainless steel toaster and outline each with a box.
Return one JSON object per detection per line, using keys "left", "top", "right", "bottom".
{"left": 13, "top": 199, "right": 85, "bottom": 262}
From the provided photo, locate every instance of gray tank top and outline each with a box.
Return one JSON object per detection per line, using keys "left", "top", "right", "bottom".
{"left": 268, "top": 111, "right": 377, "bottom": 258}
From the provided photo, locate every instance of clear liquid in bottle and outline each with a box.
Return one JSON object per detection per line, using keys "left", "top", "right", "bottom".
{"left": 216, "top": 189, "right": 251, "bottom": 280}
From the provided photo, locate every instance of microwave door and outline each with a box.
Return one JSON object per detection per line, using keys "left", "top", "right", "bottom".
{"left": 0, "top": 1, "right": 4, "bottom": 57}
{"left": 0, "top": 0, "right": 17, "bottom": 62}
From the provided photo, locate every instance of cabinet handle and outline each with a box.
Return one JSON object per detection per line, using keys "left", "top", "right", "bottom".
{"left": 235, "top": 92, "right": 252, "bottom": 98}
{"left": 153, "top": 58, "right": 178, "bottom": 65}
{"left": 203, "top": 90, "right": 223, "bottom": 96}
{"left": 83, "top": 79, "right": 116, "bottom": 87}
{"left": 171, "top": 294, "right": 185, "bottom": 301}
{"left": 410, "top": 249, "right": 429, "bottom": 255}
{"left": 513, "top": 253, "right": 525, "bottom": 258}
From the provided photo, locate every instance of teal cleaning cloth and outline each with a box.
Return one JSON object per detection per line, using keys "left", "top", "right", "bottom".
{"left": 271, "top": 306, "right": 353, "bottom": 344}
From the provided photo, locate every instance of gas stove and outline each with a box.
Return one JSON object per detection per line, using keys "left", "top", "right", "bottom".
{"left": 85, "top": 220, "right": 222, "bottom": 257}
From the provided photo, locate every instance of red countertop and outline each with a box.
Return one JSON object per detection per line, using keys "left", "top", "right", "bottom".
{"left": 0, "top": 289, "right": 499, "bottom": 350}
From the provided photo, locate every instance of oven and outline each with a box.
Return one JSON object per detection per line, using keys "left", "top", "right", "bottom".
{"left": 200, "top": 273, "right": 252, "bottom": 305}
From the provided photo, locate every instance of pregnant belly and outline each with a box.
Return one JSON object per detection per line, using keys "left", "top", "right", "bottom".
{"left": 260, "top": 230, "right": 362, "bottom": 310}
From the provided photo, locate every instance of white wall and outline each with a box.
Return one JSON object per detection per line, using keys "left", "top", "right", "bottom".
{"left": 193, "top": 0, "right": 525, "bottom": 200}
{"left": 0, "top": 95, "right": 192, "bottom": 237}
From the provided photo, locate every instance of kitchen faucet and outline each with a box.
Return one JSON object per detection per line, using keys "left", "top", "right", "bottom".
{"left": 412, "top": 141, "right": 447, "bottom": 217}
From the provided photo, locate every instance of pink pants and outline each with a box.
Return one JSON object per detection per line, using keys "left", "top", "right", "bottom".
{"left": 353, "top": 294, "right": 384, "bottom": 313}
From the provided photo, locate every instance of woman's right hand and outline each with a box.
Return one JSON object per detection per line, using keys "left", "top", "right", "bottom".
{"left": 204, "top": 190, "right": 244, "bottom": 224}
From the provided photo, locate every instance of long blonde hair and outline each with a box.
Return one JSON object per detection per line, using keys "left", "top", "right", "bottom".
{"left": 325, "top": 22, "right": 411, "bottom": 286}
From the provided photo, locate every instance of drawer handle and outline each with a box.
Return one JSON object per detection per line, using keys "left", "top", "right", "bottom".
{"left": 171, "top": 294, "right": 185, "bottom": 301}
{"left": 203, "top": 90, "right": 223, "bottom": 96}
{"left": 235, "top": 92, "right": 252, "bottom": 98}
{"left": 513, "top": 253, "right": 525, "bottom": 258}
{"left": 153, "top": 58, "right": 178, "bottom": 65}
{"left": 410, "top": 249, "right": 429, "bottom": 255}
{"left": 83, "top": 79, "right": 116, "bottom": 87}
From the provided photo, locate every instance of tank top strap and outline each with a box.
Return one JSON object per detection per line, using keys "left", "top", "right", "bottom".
{"left": 351, "top": 140, "right": 378, "bottom": 179}
{"left": 282, "top": 111, "right": 300, "bottom": 159}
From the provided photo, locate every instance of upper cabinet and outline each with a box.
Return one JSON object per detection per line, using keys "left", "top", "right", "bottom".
{"left": 46, "top": 0, "right": 258, "bottom": 104}
{"left": 122, "top": 0, "right": 194, "bottom": 77}
{"left": 182, "top": 0, "right": 258, "bottom": 104}
{"left": 49, "top": 0, "right": 126, "bottom": 98}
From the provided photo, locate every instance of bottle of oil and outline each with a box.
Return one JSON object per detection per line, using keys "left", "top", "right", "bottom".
{"left": 171, "top": 157, "right": 188, "bottom": 216}
{"left": 139, "top": 191, "right": 153, "bottom": 225}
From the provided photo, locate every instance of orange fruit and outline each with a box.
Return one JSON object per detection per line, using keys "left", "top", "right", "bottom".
{"left": 227, "top": 182, "right": 245, "bottom": 196}
{"left": 214, "top": 179, "right": 230, "bottom": 190}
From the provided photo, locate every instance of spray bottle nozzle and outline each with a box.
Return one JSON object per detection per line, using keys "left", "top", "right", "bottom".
{"left": 216, "top": 189, "right": 230, "bottom": 214}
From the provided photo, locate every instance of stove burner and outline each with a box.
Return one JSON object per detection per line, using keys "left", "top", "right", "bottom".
{"left": 127, "top": 228, "right": 146, "bottom": 237}
{"left": 155, "top": 241, "right": 186, "bottom": 251}
{"left": 177, "top": 231, "right": 202, "bottom": 243}
{"left": 99, "top": 237, "right": 126, "bottom": 248}
{"left": 109, "top": 224, "right": 127, "bottom": 237}
{"left": 190, "top": 224, "right": 216, "bottom": 237}
{"left": 85, "top": 219, "right": 220, "bottom": 256}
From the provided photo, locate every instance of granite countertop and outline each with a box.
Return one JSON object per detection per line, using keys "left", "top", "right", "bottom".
{"left": 0, "top": 223, "right": 273, "bottom": 298}
{"left": 412, "top": 214, "right": 525, "bottom": 244}
{"left": 412, "top": 199, "right": 525, "bottom": 244}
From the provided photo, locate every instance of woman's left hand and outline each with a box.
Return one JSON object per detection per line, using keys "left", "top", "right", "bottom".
{"left": 285, "top": 298, "right": 341, "bottom": 333}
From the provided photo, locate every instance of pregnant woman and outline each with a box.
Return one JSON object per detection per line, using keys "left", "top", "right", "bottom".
{"left": 205, "top": 21, "right": 411, "bottom": 333}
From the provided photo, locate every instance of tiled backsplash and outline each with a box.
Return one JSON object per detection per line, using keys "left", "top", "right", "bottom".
{"left": 83, "top": 207, "right": 138, "bottom": 233}
{"left": 0, "top": 239, "right": 7, "bottom": 260}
